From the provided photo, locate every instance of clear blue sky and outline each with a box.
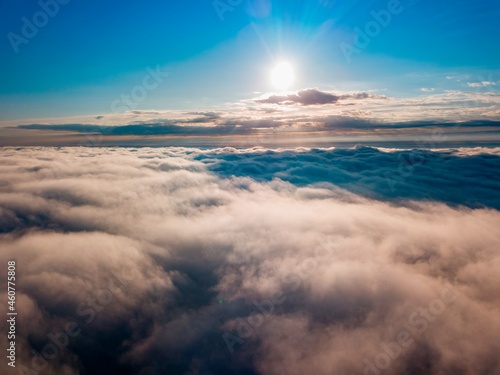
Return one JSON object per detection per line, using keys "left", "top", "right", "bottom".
{"left": 0, "top": 0, "right": 498, "bottom": 121}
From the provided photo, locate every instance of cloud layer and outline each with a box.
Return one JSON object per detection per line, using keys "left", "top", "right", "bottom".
{"left": 1, "top": 147, "right": 500, "bottom": 375}
{"left": 199, "top": 146, "right": 500, "bottom": 209}
{"left": 2, "top": 88, "right": 500, "bottom": 147}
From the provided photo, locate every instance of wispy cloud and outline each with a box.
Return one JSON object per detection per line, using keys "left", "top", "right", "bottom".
{"left": 467, "top": 81, "right": 497, "bottom": 88}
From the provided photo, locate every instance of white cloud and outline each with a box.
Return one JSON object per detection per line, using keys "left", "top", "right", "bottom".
{"left": 1, "top": 147, "right": 500, "bottom": 374}
{"left": 467, "top": 81, "right": 497, "bottom": 88}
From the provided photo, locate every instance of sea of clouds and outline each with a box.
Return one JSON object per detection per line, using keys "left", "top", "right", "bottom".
{"left": 1, "top": 146, "right": 500, "bottom": 375}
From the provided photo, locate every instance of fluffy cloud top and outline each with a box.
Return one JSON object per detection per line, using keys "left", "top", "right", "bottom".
{"left": 200, "top": 146, "right": 500, "bottom": 209}
{"left": 1, "top": 147, "right": 500, "bottom": 375}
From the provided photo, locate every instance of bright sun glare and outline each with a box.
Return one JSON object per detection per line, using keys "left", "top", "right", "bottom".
{"left": 271, "top": 62, "right": 294, "bottom": 90}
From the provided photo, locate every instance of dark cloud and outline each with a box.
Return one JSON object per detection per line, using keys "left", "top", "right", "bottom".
{"left": 8, "top": 105, "right": 500, "bottom": 148}
{"left": 185, "top": 111, "right": 222, "bottom": 119}
{"left": 255, "top": 89, "right": 386, "bottom": 106}
{"left": 256, "top": 88, "right": 341, "bottom": 105}
{"left": 17, "top": 123, "right": 251, "bottom": 136}
{"left": 130, "top": 110, "right": 163, "bottom": 115}
{"left": 0, "top": 147, "right": 500, "bottom": 375}
{"left": 181, "top": 112, "right": 223, "bottom": 124}
{"left": 17, "top": 119, "right": 500, "bottom": 140}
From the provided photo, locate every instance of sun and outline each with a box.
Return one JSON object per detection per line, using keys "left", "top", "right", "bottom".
{"left": 271, "top": 62, "right": 294, "bottom": 90}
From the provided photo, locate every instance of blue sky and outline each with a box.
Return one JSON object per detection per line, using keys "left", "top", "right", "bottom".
{"left": 3, "top": 3, "right": 500, "bottom": 373}
{"left": 0, "top": 0, "right": 499, "bottom": 125}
